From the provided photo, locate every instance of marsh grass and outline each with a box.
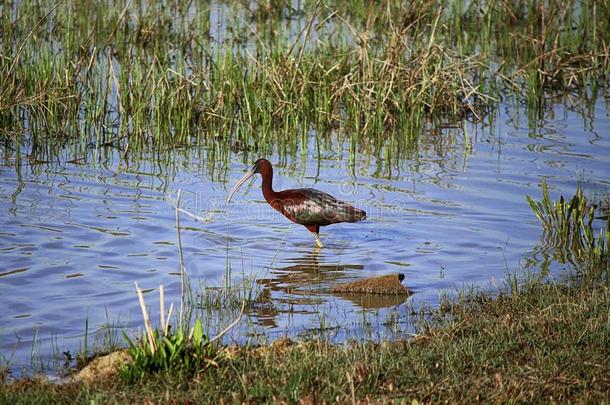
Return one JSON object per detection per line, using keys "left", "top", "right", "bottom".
{"left": 0, "top": 338, "right": 11, "bottom": 384}
{"left": 55, "top": 313, "right": 124, "bottom": 374}
{"left": 1, "top": 0, "right": 608, "bottom": 165}
{"left": 119, "top": 282, "right": 246, "bottom": 382}
{"left": 527, "top": 180, "right": 609, "bottom": 272}
{"left": 198, "top": 280, "right": 258, "bottom": 313}
{"left": 120, "top": 319, "right": 218, "bottom": 382}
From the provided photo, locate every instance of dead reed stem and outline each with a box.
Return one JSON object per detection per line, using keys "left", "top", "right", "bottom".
{"left": 134, "top": 282, "right": 156, "bottom": 353}
{"left": 164, "top": 303, "right": 173, "bottom": 336}
{"left": 208, "top": 301, "right": 246, "bottom": 346}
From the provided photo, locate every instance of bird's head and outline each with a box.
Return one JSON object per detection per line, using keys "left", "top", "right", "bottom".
{"left": 252, "top": 158, "right": 271, "bottom": 174}
{"left": 227, "top": 158, "right": 272, "bottom": 203}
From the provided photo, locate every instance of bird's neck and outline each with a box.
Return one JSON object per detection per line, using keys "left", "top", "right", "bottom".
{"left": 261, "top": 170, "right": 276, "bottom": 202}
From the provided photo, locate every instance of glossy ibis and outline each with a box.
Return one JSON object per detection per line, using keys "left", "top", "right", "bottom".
{"left": 227, "top": 159, "right": 366, "bottom": 248}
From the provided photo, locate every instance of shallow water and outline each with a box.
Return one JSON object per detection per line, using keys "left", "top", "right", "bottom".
{"left": 1, "top": 97, "right": 609, "bottom": 374}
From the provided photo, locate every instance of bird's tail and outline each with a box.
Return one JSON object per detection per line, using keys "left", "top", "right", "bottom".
{"left": 347, "top": 207, "right": 366, "bottom": 222}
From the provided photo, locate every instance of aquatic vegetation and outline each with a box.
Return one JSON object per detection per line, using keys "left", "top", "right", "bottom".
{"left": 120, "top": 319, "right": 218, "bottom": 382}
{"left": 0, "top": 350, "right": 8, "bottom": 384}
{"left": 119, "top": 280, "right": 246, "bottom": 382}
{"left": 198, "top": 281, "right": 258, "bottom": 313}
{"left": 527, "top": 180, "right": 609, "bottom": 272}
{"left": 1, "top": 0, "right": 608, "bottom": 163}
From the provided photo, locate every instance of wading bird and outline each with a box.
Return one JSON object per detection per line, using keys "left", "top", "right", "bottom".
{"left": 227, "top": 159, "right": 366, "bottom": 248}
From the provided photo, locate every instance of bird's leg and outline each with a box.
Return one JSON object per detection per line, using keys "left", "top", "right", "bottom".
{"left": 312, "top": 232, "right": 324, "bottom": 248}
{"left": 306, "top": 225, "right": 323, "bottom": 248}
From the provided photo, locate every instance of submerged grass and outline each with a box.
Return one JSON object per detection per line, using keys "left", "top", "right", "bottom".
{"left": 1, "top": 0, "right": 609, "bottom": 164}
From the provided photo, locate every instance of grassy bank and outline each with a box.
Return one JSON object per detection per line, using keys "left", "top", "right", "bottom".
{"left": 2, "top": 261, "right": 609, "bottom": 403}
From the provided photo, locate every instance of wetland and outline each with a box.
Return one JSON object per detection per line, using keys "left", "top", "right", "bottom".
{"left": 0, "top": 0, "right": 609, "bottom": 400}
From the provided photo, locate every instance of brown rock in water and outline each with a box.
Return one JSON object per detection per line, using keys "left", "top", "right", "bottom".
{"left": 331, "top": 273, "right": 412, "bottom": 295}
{"left": 72, "top": 350, "right": 131, "bottom": 385}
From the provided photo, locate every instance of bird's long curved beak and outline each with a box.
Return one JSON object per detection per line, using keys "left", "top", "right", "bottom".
{"left": 227, "top": 168, "right": 256, "bottom": 203}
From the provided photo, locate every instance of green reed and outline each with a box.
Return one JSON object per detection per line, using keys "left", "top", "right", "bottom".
{"left": 527, "top": 180, "right": 609, "bottom": 273}
{"left": 1, "top": 0, "right": 608, "bottom": 162}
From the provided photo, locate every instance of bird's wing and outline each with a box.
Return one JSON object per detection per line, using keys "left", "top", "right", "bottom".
{"left": 278, "top": 188, "right": 365, "bottom": 226}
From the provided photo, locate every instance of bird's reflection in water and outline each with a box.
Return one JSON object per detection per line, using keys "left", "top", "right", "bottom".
{"left": 250, "top": 248, "right": 411, "bottom": 328}
{"left": 252, "top": 248, "right": 359, "bottom": 328}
